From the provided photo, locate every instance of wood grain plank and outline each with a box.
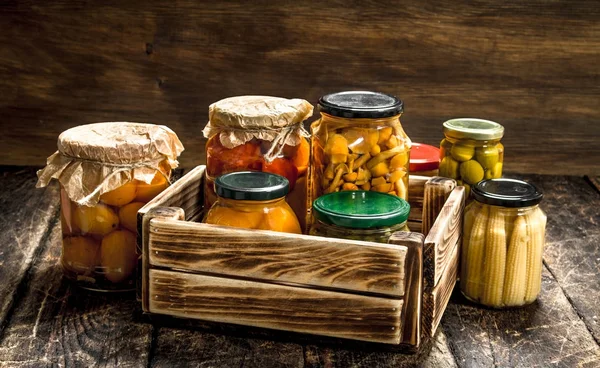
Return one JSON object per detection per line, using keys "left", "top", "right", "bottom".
{"left": 423, "top": 185, "right": 464, "bottom": 288}
{"left": 422, "top": 177, "right": 457, "bottom": 236}
{"left": 303, "top": 329, "right": 458, "bottom": 368}
{"left": 140, "top": 207, "right": 185, "bottom": 311}
{"left": 148, "top": 269, "right": 404, "bottom": 344}
{"left": 0, "top": 216, "right": 154, "bottom": 367}
{"left": 389, "top": 232, "right": 424, "bottom": 350}
{"left": 0, "top": 167, "right": 59, "bottom": 333}
{"left": 586, "top": 175, "right": 600, "bottom": 194}
{"left": 513, "top": 174, "right": 600, "bottom": 345}
{"left": 407, "top": 175, "right": 427, "bottom": 224}
{"left": 151, "top": 327, "right": 304, "bottom": 368}
{"left": 422, "top": 241, "right": 459, "bottom": 338}
{"left": 1, "top": 2, "right": 600, "bottom": 175}
{"left": 442, "top": 267, "right": 600, "bottom": 367}
{"left": 407, "top": 220, "right": 422, "bottom": 233}
{"left": 138, "top": 165, "right": 205, "bottom": 223}
{"left": 148, "top": 219, "right": 407, "bottom": 297}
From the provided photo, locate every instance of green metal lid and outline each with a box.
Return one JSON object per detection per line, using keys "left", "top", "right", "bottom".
{"left": 312, "top": 191, "right": 410, "bottom": 229}
{"left": 215, "top": 171, "right": 289, "bottom": 201}
{"left": 443, "top": 118, "right": 504, "bottom": 141}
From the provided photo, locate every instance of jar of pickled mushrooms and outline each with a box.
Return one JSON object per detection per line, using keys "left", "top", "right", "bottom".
{"left": 310, "top": 91, "right": 411, "bottom": 205}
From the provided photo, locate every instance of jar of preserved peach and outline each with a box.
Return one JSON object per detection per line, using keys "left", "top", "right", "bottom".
{"left": 310, "top": 91, "right": 411, "bottom": 206}
{"left": 36, "top": 122, "right": 184, "bottom": 291}
{"left": 203, "top": 96, "right": 313, "bottom": 232}
{"left": 203, "top": 171, "right": 301, "bottom": 234}
{"left": 460, "top": 179, "right": 545, "bottom": 308}
{"left": 439, "top": 118, "right": 505, "bottom": 199}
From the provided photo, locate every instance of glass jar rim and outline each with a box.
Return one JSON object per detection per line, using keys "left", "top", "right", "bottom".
{"left": 318, "top": 91, "right": 403, "bottom": 119}
{"left": 472, "top": 179, "right": 543, "bottom": 208}
{"left": 215, "top": 171, "right": 289, "bottom": 201}
{"left": 443, "top": 118, "right": 504, "bottom": 141}
{"left": 312, "top": 191, "right": 410, "bottom": 229}
{"left": 314, "top": 218, "right": 408, "bottom": 233}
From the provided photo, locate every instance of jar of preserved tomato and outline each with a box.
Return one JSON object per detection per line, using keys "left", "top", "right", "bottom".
{"left": 310, "top": 91, "right": 411, "bottom": 205}
{"left": 203, "top": 96, "right": 313, "bottom": 232}
{"left": 203, "top": 171, "right": 301, "bottom": 234}
{"left": 36, "top": 122, "right": 184, "bottom": 291}
{"left": 439, "top": 118, "right": 505, "bottom": 199}
{"left": 460, "top": 179, "right": 545, "bottom": 308}
{"left": 309, "top": 191, "right": 410, "bottom": 243}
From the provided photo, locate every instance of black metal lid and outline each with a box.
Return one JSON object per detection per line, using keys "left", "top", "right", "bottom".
{"left": 215, "top": 171, "right": 289, "bottom": 201}
{"left": 472, "top": 179, "right": 543, "bottom": 208}
{"left": 318, "top": 91, "right": 404, "bottom": 119}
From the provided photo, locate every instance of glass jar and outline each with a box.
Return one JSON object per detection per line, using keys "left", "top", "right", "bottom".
{"left": 203, "top": 96, "right": 313, "bottom": 232}
{"left": 203, "top": 171, "right": 301, "bottom": 234}
{"left": 310, "top": 91, "right": 411, "bottom": 205}
{"left": 460, "top": 179, "right": 546, "bottom": 308}
{"left": 409, "top": 143, "right": 440, "bottom": 177}
{"left": 439, "top": 118, "right": 505, "bottom": 199}
{"left": 309, "top": 190, "right": 410, "bottom": 243}
{"left": 37, "top": 122, "right": 184, "bottom": 291}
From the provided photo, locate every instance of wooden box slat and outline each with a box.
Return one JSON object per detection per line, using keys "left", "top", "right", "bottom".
{"left": 149, "top": 269, "right": 404, "bottom": 344}
{"left": 139, "top": 165, "right": 464, "bottom": 350}
{"left": 149, "top": 219, "right": 407, "bottom": 297}
{"left": 423, "top": 185, "right": 464, "bottom": 288}
{"left": 422, "top": 238, "right": 459, "bottom": 337}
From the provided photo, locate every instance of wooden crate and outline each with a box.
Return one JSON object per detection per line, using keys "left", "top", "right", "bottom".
{"left": 137, "top": 166, "right": 464, "bottom": 351}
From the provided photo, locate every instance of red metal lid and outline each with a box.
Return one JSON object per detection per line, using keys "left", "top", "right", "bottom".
{"left": 410, "top": 143, "right": 440, "bottom": 172}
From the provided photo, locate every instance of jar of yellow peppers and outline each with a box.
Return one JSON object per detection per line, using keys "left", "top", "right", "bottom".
{"left": 461, "top": 179, "right": 546, "bottom": 308}
{"left": 310, "top": 91, "right": 411, "bottom": 203}
{"left": 439, "top": 118, "right": 504, "bottom": 199}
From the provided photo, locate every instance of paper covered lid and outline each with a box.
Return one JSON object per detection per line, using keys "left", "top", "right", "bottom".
{"left": 37, "top": 122, "right": 184, "bottom": 206}
{"left": 202, "top": 96, "right": 313, "bottom": 157}
{"left": 207, "top": 96, "right": 313, "bottom": 130}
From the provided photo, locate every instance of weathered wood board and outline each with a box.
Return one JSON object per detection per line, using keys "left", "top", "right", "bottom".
{"left": 1, "top": 167, "right": 600, "bottom": 367}
{"left": 0, "top": 223, "right": 154, "bottom": 367}
{"left": 149, "top": 218, "right": 408, "bottom": 297}
{"left": 422, "top": 241, "right": 459, "bottom": 338}
{"left": 149, "top": 269, "right": 404, "bottom": 344}
{"left": 514, "top": 174, "right": 600, "bottom": 345}
{"left": 0, "top": 168, "right": 59, "bottom": 333}
{"left": 443, "top": 268, "right": 600, "bottom": 367}
{"left": 1, "top": 2, "right": 600, "bottom": 175}
{"left": 423, "top": 184, "right": 463, "bottom": 288}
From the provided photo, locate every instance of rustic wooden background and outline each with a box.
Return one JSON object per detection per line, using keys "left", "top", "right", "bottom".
{"left": 1, "top": 1, "right": 599, "bottom": 175}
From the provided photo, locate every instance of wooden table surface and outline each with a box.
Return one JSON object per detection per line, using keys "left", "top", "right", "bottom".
{"left": 0, "top": 166, "right": 599, "bottom": 367}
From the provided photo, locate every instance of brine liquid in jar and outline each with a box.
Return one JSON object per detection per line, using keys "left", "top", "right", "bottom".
{"left": 37, "top": 122, "right": 184, "bottom": 291}
{"left": 439, "top": 118, "right": 505, "bottom": 200}
{"left": 203, "top": 96, "right": 313, "bottom": 232}
{"left": 203, "top": 171, "right": 301, "bottom": 234}
{"left": 460, "top": 179, "right": 545, "bottom": 308}
{"left": 310, "top": 91, "right": 411, "bottom": 209}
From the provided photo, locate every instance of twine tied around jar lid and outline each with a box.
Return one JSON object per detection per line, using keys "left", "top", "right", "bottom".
{"left": 202, "top": 96, "right": 314, "bottom": 162}
{"left": 36, "top": 122, "right": 184, "bottom": 207}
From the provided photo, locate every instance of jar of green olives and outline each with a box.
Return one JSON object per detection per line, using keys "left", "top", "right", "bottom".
{"left": 309, "top": 191, "right": 410, "bottom": 243}
{"left": 439, "top": 118, "right": 505, "bottom": 198}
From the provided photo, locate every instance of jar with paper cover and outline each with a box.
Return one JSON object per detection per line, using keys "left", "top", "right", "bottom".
{"left": 37, "top": 122, "right": 184, "bottom": 291}
{"left": 203, "top": 96, "right": 313, "bottom": 232}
